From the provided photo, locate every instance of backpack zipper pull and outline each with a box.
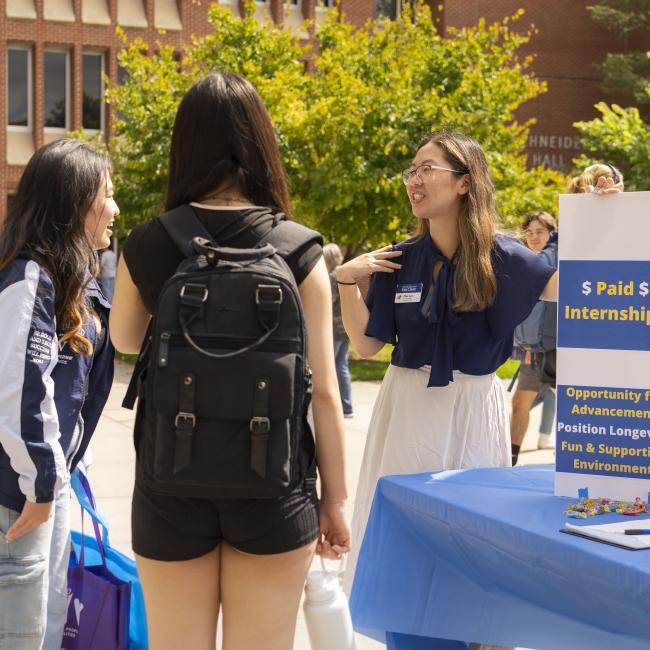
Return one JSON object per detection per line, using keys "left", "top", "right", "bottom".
{"left": 159, "top": 332, "right": 171, "bottom": 367}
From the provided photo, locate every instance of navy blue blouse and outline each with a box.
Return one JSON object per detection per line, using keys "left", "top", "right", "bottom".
{"left": 364, "top": 234, "right": 555, "bottom": 387}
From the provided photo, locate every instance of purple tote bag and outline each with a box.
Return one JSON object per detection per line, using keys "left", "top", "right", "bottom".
{"left": 62, "top": 472, "right": 131, "bottom": 650}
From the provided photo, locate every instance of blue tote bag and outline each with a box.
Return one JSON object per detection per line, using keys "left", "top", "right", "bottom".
{"left": 66, "top": 468, "right": 148, "bottom": 650}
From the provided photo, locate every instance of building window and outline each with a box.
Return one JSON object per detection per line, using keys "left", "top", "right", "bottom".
{"left": 44, "top": 50, "right": 69, "bottom": 129}
{"left": 7, "top": 47, "right": 31, "bottom": 128}
{"left": 82, "top": 52, "right": 104, "bottom": 130}
{"left": 375, "top": 0, "right": 412, "bottom": 19}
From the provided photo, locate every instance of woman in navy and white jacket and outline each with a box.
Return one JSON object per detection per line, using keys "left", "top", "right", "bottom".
{"left": 0, "top": 139, "right": 116, "bottom": 650}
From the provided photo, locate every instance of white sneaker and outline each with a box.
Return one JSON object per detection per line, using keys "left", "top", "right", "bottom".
{"left": 537, "top": 433, "right": 555, "bottom": 450}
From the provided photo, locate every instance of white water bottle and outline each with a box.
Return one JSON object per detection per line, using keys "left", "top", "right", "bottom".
{"left": 303, "top": 558, "right": 357, "bottom": 650}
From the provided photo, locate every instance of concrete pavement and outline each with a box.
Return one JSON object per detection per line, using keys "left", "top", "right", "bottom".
{"left": 75, "top": 360, "right": 553, "bottom": 649}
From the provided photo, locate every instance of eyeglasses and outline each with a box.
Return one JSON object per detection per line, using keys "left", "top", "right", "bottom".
{"left": 401, "top": 162, "right": 466, "bottom": 186}
{"left": 523, "top": 229, "right": 549, "bottom": 238}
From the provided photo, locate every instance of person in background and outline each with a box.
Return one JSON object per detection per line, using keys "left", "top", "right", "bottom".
{"left": 0, "top": 139, "right": 116, "bottom": 649}
{"left": 567, "top": 163, "right": 624, "bottom": 194}
{"left": 510, "top": 211, "right": 558, "bottom": 465}
{"left": 510, "top": 163, "right": 624, "bottom": 465}
{"left": 99, "top": 242, "right": 117, "bottom": 301}
{"left": 324, "top": 243, "right": 354, "bottom": 418}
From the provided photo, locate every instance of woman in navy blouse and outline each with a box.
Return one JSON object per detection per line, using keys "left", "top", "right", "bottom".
{"left": 337, "top": 130, "right": 562, "bottom": 592}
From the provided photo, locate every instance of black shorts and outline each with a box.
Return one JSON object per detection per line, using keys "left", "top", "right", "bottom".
{"left": 131, "top": 468, "right": 320, "bottom": 561}
{"left": 516, "top": 350, "right": 556, "bottom": 392}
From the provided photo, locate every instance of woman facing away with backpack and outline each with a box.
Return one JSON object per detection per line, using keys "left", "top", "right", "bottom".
{"left": 0, "top": 139, "right": 116, "bottom": 649}
{"left": 110, "top": 73, "right": 350, "bottom": 650}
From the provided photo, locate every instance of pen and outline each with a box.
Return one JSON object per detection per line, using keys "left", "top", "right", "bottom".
{"left": 624, "top": 529, "right": 650, "bottom": 535}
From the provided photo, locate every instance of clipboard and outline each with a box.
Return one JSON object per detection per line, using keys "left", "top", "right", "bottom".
{"left": 560, "top": 527, "right": 650, "bottom": 551}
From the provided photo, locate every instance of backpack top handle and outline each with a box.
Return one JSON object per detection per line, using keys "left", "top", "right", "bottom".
{"left": 191, "top": 237, "right": 277, "bottom": 264}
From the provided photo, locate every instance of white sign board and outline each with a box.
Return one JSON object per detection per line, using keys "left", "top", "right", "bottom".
{"left": 555, "top": 191, "right": 650, "bottom": 500}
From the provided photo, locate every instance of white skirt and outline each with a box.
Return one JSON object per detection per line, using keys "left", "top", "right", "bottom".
{"left": 342, "top": 364, "right": 511, "bottom": 594}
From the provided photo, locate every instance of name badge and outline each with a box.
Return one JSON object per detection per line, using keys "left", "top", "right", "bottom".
{"left": 395, "top": 282, "right": 423, "bottom": 304}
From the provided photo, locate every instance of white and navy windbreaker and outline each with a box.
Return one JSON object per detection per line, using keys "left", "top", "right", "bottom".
{"left": 0, "top": 258, "right": 114, "bottom": 512}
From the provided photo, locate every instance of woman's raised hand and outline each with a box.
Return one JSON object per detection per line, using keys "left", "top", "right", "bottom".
{"left": 335, "top": 245, "right": 402, "bottom": 284}
{"left": 591, "top": 175, "right": 624, "bottom": 195}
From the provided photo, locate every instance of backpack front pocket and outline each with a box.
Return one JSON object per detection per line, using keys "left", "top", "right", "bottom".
{"left": 150, "top": 340, "right": 302, "bottom": 497}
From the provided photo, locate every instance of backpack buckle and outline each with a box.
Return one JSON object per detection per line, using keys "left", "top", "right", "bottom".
{"left": 174, "top": 412, "right": 196, "bottom": 429}
{"left": 255, "top": 285, "right": 282, "bottom": 307}
{"left": 180, "top": 283, "right": 209, "bottom": 304}
{"left": 249, "top": 416, "right": 271, "bottom": 435}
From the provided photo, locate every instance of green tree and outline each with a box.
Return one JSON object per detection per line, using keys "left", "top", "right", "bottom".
{"left": 107, "top": 2, "right": 564, "bottom": 246}
{"left": 573, "top": 102, "right": 650, "bottom": 191}
{"left": 587, "top": 0, "right": 650, "bottom": 105}
{"left": 574, "top": 2, "right": 650, "bottom": 186}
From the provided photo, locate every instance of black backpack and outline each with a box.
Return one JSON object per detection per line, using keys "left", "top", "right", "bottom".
{"left": 124, "top": 205, "right": 321, "bottom": 499}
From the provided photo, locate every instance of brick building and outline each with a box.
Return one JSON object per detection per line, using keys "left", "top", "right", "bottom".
{"left": 441, "top": 1, "right": 650, "bottom": 171}
{"left": 1, "top": 0, "right": 646, "bottom": 215}
{"left": 1, "top": 0, "right": 341, "bottom": 216}
{"left": 350, "top": 1, "right": 650, "bottom": 171}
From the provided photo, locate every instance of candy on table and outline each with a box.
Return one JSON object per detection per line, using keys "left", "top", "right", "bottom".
{"left": 563, "top": 496, "right": 648, "bottom": 518}
{"left": 565, "top": 510, "right": 587, "bottom": 519}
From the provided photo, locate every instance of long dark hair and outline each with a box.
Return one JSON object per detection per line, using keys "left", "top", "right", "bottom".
{"left": 166, "top": 72, "right": 292, "bottom": 217}
{"left": 0, "top": 139, "right": 111, "bottom": 355}
{"left": 415, "top": 131, "right": 497, "bottom": 312}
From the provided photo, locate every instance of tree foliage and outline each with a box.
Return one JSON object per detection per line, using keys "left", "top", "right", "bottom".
{"left": 575, "top": 3, "right": 650, "bottom": 186}
{"left": 573, "top": 102, "right": 650, "bottom": 191}
{"left": 106, "top": 2, "right": 564, "bottom": 247}
{"left": 587, "top": 0, "right": 650, "bottom": 104}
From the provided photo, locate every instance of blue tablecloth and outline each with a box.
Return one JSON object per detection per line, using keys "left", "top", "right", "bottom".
{"left": 349, "top": 465, "right": 650, "bottom": 650}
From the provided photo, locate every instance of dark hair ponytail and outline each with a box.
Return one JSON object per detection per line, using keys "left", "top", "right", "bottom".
{"left": 166, "top": 73, "right": 292, "bottom": 217}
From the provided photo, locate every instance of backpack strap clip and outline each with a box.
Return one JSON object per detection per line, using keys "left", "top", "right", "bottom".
{"left": 255, "top": 285, "right": 282, "bottom": 308}
{"left": 180, "top": 282, "right": 209, "bottom": 306}
{"left": 179, "top": 282, "right": 209, "bottom": 327}
{"left": 256, "top": 284, "right": 282, "bottom": 331}
{"left": 173, "top": 373, "right": 196, "bottom": 474}
{"left": 250, "top": 417, "right": 270, "bottom": 435}
{"left": 250, "top": 377, "right": 271, "bottom": 478}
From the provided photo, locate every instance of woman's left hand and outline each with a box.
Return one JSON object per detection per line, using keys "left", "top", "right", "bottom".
{"left": 591, "top": 176, "right": 624, "bottom": 195}
{"left": 6, "top": 500, "right": 53, "bottom": 543}
{"left": 317, "top": 500, "right": 351, "bottom": 559}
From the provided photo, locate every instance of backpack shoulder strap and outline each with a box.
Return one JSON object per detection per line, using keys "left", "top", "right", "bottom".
{"left": 123, "top": 204, "right": 212, "bottom": 409}
{"left": 158, "top": 204, "right": 216, "bottom": 258}
{"left": 122, "top": 321, "right": 153, "bottom": 409}
{"left": 259, "top": 218, "right": 323, "bottom": 260}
